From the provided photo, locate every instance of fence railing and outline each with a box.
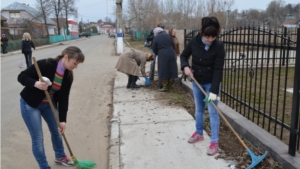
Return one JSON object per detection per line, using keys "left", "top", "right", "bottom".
{"left": 4, "top": 38, "right": 49, "bottom": 52}
{"left": 184, "top": 26, "right": 300, "bottom": 155}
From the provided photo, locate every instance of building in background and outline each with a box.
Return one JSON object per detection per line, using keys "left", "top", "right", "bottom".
{"left": 68, "top": 19, "right": 78, "bottom": 38}
{"left": 1, "top": 2, "right": 56, "bottom": 39}
{"left": 282, "top": 14, "right": 300, "bottom": 28}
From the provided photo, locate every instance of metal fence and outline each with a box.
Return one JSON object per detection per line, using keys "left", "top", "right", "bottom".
{"left": 184, "top": 25, "right": 300, "bottom": 155}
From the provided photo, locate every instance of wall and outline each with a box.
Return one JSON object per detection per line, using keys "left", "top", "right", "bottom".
{"left": 68, "top": 19, "right": 78, "bottom": 36}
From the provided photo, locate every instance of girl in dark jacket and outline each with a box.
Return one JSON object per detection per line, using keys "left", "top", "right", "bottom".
{"left": 18, "top": 46, "right": 85, "bottom": 169}
{"left": 22, "top": 32, "right": 35, "bottom": 67}
{"left": 180, "top": 16, "right": 225, "bottom": 156}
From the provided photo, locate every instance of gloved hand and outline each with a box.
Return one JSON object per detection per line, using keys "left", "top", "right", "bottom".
{"left": 208, "top": 93, "right": 218, "bottom": 102}
{"left": 39, "top": 76, "right": 52, "bottom": 86}
{"left": 203, "top": 92, "right": 219, "bottom": 103}
{"left": 145, "top": 77, "right": 151, "bottom": 86}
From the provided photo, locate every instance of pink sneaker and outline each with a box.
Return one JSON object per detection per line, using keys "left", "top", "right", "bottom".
{"left": 207, "top": 142, "right": 220, "bottom": 156}
{"left": 188, "top": 132, "right": 204, "bottom": 143}
{"left": 55, "top": 155, "right": 74, "bottom": 166}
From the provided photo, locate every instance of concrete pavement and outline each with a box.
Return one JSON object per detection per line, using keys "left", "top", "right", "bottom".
{"left": 109, "top": 71, "right": 232, "bottom": 169}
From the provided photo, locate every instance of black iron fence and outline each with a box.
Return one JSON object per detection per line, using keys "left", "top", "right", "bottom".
{"left": 184, "top": 26, "right": 300, "bottom": 155}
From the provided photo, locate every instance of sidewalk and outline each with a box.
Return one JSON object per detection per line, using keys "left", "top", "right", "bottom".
{"left": 109, "top": 72, "right": 232, "bottom": 169}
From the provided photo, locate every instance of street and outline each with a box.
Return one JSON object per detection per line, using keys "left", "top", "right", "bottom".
{"left": 1, "top": 35, "right": 117, "bottom": 169}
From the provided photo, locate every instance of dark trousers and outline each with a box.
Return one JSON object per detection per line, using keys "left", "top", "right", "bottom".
{"left": 24, "top": 51, "right": 32, "bottom": 67}
{"left": 1, "top": 44, "right": 8, "bottom": 54}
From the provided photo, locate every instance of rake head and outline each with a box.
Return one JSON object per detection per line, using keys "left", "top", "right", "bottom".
{"left": 246, "top": 149, "right": 268, "bottom": 169}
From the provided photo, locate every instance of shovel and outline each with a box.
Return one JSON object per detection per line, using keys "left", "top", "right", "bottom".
{"left": 190, "top": 76, "right": 268, "bottom": 169}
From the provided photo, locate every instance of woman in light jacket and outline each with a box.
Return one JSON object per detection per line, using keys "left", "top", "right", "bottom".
{"left": 115, "top": 49, "right": 153, "bottom": 89}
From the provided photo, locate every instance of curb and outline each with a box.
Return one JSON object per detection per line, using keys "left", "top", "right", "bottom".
{"left": 109, "top": 88, "right": 121, "bottom": 169}
{"left": 109, "top": 119, "right": 120, "bottom": 169}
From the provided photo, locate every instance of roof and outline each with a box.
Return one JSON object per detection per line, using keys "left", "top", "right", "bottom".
{"left": 50, "top": 18, "right": 67, "bottom": 27}
{"left": 1, "top": 2, "right": 56, "bottom": 25}
{"left": 101, "top": 24, "right": 113, "bottom": 28}
{"left": 282, "top": 19, "right": 299, "bottom": 25}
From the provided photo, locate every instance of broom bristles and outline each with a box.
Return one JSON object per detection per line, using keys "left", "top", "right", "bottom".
{"left": 72, "top": 155, "right": 97, "bottom": 169}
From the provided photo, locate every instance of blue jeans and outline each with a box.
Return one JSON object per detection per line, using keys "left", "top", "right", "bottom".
{"left": 192, "top": 82, "right": 220, "bottom": 143}
{"left": 24, "top": 51, "right": 32, "bottom": 68}
{"left": 20, "top": 98, "right": 65, "bottom": 169}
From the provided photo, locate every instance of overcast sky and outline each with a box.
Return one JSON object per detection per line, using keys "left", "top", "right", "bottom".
{"left": 1, "top": 0, "right": 299, "bottom": 23}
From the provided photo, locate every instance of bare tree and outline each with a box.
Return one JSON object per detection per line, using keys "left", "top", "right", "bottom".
{"left": 124, "top": 0, "right": 239, "bottom": 31}
{"left": 36, "top": 0, "right": 51, "bottom": 37}
{"left": 126, "top": 0, "right": 158, "bottom": 30}
{"left": 105, "top": 16, "right": 113, "bottom": 23}
{"left": 50, "top": 0, "right": 63, "bottom": 35}
{"left": 295, "top": 4, "right": 300, "bottom": 20}
{"left": 266, "top": 0, "right": 286, "bottom": 27}
{"left": 62, "top": 0, "right": 78, "bottom": 35}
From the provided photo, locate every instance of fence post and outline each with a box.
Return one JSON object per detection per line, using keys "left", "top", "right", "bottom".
{"left": 288, "top": 28, "right": 300, "bottom": 156}
{"left": 184, "top": 29, "right": 186, "bottom": 47}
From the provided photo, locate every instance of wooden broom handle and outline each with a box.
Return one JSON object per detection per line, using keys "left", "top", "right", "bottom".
{"left": 32, "top": 57, "right": 74, "bottom": 156}
{"left": 190, "top": 76, "right": 249, "bottom": 150}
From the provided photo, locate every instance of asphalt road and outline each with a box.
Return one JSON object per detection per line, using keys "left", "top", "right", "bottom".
{"left": 1, "top": 35, "right": 118, "bottom": 169}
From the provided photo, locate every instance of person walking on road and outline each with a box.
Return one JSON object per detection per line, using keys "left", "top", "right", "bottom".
{"left": 22, "top": 32, "right": 36, "bottom": 68}
{"left": 18, "top": 46, "right": 85, "bottom": 169}
{"left": 115, "top": 49, "right": 153, "bottom": 89}
{"left": 180, "top": 16, "right": 225, "bottom": 156}
{"left": 1, "top": 34, "right": 9, "bottom": 54}
{"left": 152, "top": 27, "right": 178, "bottom": 92}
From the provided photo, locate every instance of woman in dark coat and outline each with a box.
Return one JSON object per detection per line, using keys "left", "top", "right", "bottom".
{"left": 152, "top": 27, "right": 178, "bottom": 92}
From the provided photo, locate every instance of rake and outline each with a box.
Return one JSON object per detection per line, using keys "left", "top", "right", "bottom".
{"left": 32, "top": 57, "right": 96, "bottom": 169}
{"left": 191, "top": 76, "right": 268, "bottom": 169}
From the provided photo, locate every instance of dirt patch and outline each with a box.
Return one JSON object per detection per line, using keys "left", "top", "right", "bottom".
{"left": 145, "top": 78, "right": 283, "bottom": 169}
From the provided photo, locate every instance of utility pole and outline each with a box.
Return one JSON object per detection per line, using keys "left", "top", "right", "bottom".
{"left": 116, "top": 0, "right": 123, "bottom": 54}
{"left": 138, "top": 0, "right": 144, "bottom": 33}
{"left": 226, "top": 10, "right": 230, "bottom": 30}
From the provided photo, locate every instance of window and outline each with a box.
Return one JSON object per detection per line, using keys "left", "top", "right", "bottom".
{"left": 9, "top": 12, "right": 20, "bottom": 19}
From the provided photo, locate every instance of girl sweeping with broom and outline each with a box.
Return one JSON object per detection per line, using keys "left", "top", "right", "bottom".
{"left": 18, "top": 46, "right": 85, "bottom": 169}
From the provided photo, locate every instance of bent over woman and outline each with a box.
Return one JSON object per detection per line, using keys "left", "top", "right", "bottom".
{"left": 115, "top": 49, "right": 153, "bottom": 89}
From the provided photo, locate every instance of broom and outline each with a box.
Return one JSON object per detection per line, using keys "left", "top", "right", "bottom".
{"left": 32, "top": 57, "right": 96, "bottom": 169}
{"left": 190, "top": 76, "right": 268, "bottom": 169}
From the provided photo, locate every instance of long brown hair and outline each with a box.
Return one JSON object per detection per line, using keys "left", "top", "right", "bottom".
{"left": 49, "top": 46, "right": 85, "bottom": 80}
{"left": 168, "top": 28, "right": 175, "bottom": 37}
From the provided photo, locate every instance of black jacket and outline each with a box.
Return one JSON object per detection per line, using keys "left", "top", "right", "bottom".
{"left": 22, "top": 40, "right": 35, "bottom": 53}
{"left": 180, "top": 34, "right": 225, "bottom": 95}
{"left": 146, "top": 29, "right": 154, "bottom": 42}
{"left": 1, "top": 37, "right": 8, "bottom": 44}
{"left": 18, "top": 59, "right": 73, "bottom": 122}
